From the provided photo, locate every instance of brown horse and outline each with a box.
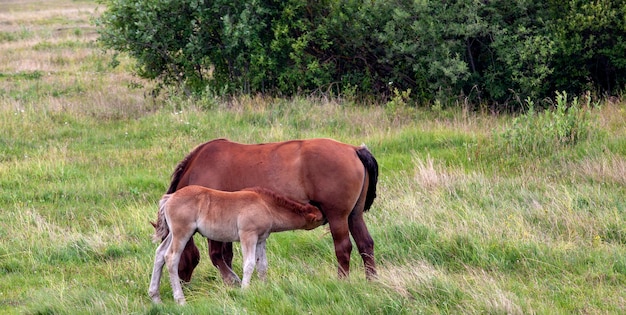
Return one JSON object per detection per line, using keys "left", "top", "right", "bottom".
{"left": 163, "top": 138, "right": 378, "bottom": 284}
{"left": 149, "top": 185, "right": 324, "bottom": 305}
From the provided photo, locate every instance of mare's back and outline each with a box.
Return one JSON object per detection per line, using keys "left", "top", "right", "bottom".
{"left": 176, "top": 139, "right": 363, "bottom": 203}
{"left": 185, "top": 140, "right": 302, "bottom": 191}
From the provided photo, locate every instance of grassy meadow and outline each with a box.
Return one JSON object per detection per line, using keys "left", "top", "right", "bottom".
{"left": 2, "top": 1, "right": 626, "bottom": 314}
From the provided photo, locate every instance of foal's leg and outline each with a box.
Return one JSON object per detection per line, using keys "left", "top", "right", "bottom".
{"left": 148, "top": 234, "right": 172, "bottom": 303}
{"left": 166, "top": 230, "right": 196, "bottom": 305}
{"left": 208, "top": 240, "right": 241, "bottom": 285}
{"left": 348, "top": 210, "right": 376, "bottom": 280}
{"left": 255, "top": 239, "right": 268, "bottom": 281}
{"left": 240, "top": 234, "right": 259, "bottom": 288}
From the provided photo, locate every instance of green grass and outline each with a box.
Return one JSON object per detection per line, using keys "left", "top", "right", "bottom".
{"left": 1, "top": 1, "right": 626, "bottom": 314}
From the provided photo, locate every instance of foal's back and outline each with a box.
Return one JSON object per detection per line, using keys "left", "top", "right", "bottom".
{"left": 165, "top": 185, "right": 322, "bottom": 242}
{"left": 166, "top": 185, "right": 271, "bottom": 242}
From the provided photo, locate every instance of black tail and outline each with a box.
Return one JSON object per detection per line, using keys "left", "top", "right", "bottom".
{"left": 356, "top": 146, "right": 378, "bottom": 212}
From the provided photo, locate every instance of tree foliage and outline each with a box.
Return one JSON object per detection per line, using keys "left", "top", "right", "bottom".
{"left": 96, "top": 0, "right": 626, "bottom": 109}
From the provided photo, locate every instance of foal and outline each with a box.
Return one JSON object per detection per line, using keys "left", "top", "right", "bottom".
{"left": 148, "top": 185, "right": 325, "bottom": 305}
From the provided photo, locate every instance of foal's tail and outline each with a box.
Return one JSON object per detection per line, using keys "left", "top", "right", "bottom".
{"left": 152, "top": 194, "right": 173, "bottom": 243}
{"left": 356, "top": 146, "right": 378, "bottom": 212}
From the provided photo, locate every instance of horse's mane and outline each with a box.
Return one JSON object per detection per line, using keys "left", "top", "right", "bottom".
{"left": 243, "top": 187, "right": 321, "bottom": 220}
{"left": 166, "top": 139, "right": 229, "bottom": 194}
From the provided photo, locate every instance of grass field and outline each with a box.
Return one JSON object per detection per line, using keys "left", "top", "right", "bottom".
{"left": 2, "top": 1, "right": 626, "bottom": 314}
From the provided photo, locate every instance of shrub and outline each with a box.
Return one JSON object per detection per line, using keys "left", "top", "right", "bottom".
{"left": 96, "top": 0, "right": 626, "bottom": 108}
{"left": 495, "top": 91, "right": 595, "bottom": 159}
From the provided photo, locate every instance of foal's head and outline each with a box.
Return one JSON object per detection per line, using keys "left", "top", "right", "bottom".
{"left": 300, "top": 203, "right": 325, "bottom": 229}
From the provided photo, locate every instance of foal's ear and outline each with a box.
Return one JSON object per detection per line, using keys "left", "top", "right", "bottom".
{"left": 306, "top": 208, "right": 324, "bottom": 222}
{"left": 150, "top": 221, "right": 157, "bottom": 228}
{"left": 305, "top": 213, "right": 319, "bottom": 222}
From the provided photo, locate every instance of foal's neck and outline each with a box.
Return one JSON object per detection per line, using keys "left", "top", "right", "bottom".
{"left": 247, "top": 187, "right": 313, "bottom": 231}
{"left": 267, "top": 204, "right": 310, "bottom": 232}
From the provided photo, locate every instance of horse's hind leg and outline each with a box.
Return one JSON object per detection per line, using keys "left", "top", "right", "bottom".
{"left": 347, "top": 171, "right": 377, "bottom": 280}
{"left": 239, "top": 234, "right": 259, "bottom": 288}
{"left": 166, "top": 230, "right": 195, "bottom": 305}
{"left": 326, "top": 214, "right": 353, "bottom": 278}
{"left": 348, "top": 210, "right": 376, "bottom": 280}
{"left": 208, "top": 240, "right": 241, "bottom": 285}
{"left": 148, "top": 234, "right": 171, "bottom": 303}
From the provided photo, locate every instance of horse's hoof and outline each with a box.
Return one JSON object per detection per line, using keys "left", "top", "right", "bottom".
{"left": 149, "top": 291, "right": 162, "bottom": 304}
{"left": 224, "top": 275, "right": 242, "bottom": 287}
{"left": 176, "top": 298, "right": 186, "bottom": 305}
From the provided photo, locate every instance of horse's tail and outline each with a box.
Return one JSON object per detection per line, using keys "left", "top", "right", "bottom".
{"left": 356, "top": 145, "right": 378, "bottom": 212}
{"left": 152, "top": 194, "right": 173, "bottom": 243}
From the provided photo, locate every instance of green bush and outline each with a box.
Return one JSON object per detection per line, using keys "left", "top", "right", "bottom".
{"left": 549, "top": 0, "right": 626, "bottom": 96}
{"left": 96, "top": 0, "right": 626, "bottom": 108}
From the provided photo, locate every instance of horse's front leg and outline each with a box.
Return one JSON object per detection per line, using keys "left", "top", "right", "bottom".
{"left": 208, "top": 240, "right": 241, "bottom": 285}
{"left": 177, "top": 238, "right": 200, "bottom": 282}
{"left": 148, "top": 234, "right": 171, "bottom": 303}
{"left": 239, "top": 234, "right": 259, "bottom": 288}
{"left": 255, "top": 239, "right": 268, "bottom": 281}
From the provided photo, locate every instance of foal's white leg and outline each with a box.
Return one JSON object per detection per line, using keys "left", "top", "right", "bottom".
{"left": 148, "top": 234, "right": 171, "bottom": 303}
{"left": 166, "top": 230, "right": 196, "bottom": 305}
{"left": 240, "top": 234, "right": 258, "bottom": 288}
{"left": 255, "top": 239, "right": 268, "bottom": 282}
